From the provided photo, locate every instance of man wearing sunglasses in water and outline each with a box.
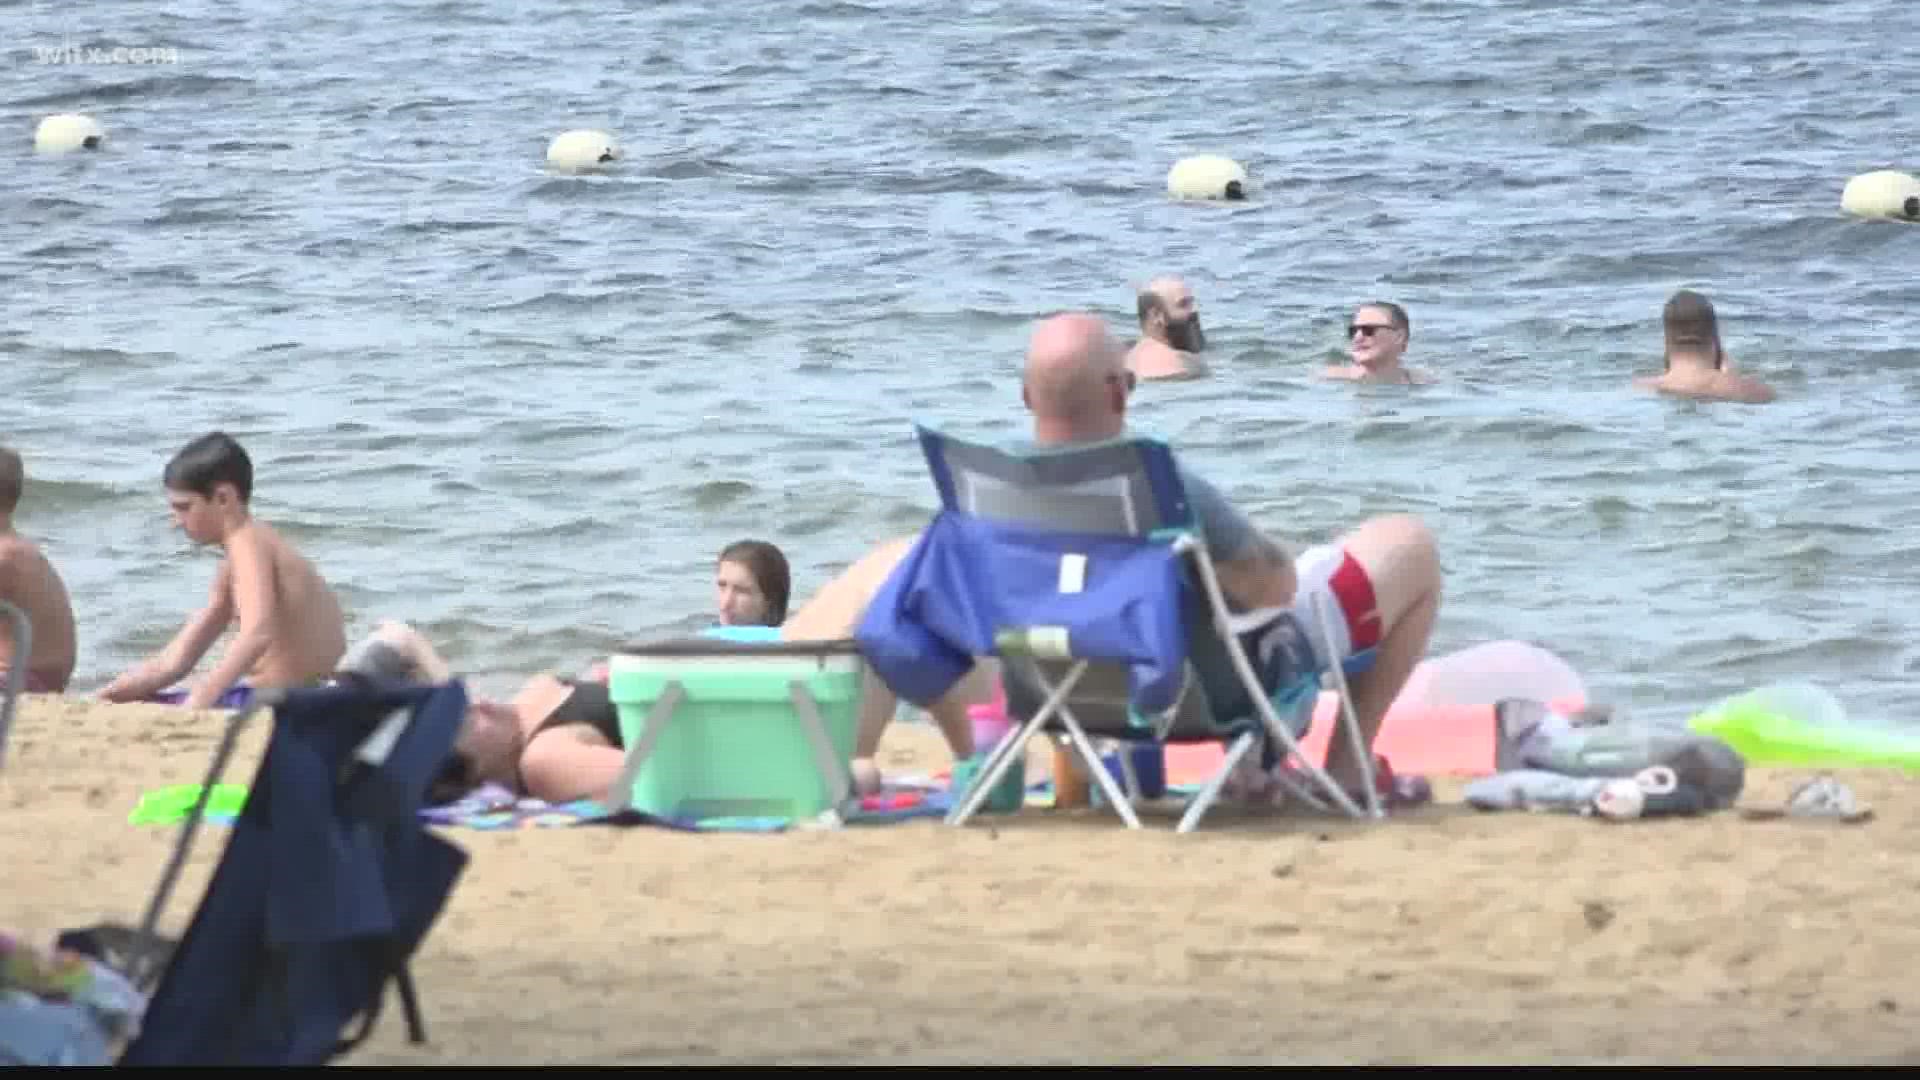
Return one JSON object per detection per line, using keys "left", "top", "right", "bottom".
{"left": 1322, "top": 300, "right": 1430, "bottom": 384}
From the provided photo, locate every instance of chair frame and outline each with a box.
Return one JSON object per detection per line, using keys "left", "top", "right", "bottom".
{"left": 0, "top": 600, "right": 27, "bottom": 774}
{"left": 121, "top": 683, "right": 453, "bottom": 1059}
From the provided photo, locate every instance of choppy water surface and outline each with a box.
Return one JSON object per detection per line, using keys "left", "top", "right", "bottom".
{"left": 5, "top": 0, "right": 1917, "bottom": 721}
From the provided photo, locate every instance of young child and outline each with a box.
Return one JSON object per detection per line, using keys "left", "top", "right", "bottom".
{"left": 0, "top": 445, "right": 78, "bottom": 693}
{"left": 97, "top": 432, "right": 347, "bottom": 710}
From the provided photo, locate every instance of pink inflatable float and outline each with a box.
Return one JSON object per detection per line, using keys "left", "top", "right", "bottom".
{"left": 1164, "top": 640, "right": 1589, "bottom": 782}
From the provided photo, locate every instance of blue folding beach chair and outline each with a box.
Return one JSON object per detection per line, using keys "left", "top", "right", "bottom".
{"left": 856, "top": 425, "right": 1383, "bottom": 832}
{"left": 113, "top": 678, "right": 472, "bottom": 1065}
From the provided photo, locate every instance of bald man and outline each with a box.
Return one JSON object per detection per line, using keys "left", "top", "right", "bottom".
{"left": 786, "top": 312, "right": 1443, "bottom": 805}
{"left": 1126, "top": 276, "right": 1209, "bottom": 380}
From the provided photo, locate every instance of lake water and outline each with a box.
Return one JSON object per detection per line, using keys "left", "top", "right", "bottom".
{"left": 5, "top": 0, "right": 1916, "bottom": 724}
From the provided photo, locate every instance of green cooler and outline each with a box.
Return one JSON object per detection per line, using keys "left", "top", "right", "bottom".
{"left": 606, "top": 637, "right": 867, "bottom": 820}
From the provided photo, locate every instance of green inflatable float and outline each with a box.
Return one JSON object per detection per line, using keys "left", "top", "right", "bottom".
{"left": 1688, "top": 682, "right": 1920, "bottom": 770}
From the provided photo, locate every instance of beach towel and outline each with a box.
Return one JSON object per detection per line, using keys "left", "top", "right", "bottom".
{"left": 145, "top": 684, "right": 256, "bottom": 710}
{"left": 421, "top": 781, "right": 956, "bottom": 833}
{"left": 140, "top": 779, "right": 960, "bottom": 835}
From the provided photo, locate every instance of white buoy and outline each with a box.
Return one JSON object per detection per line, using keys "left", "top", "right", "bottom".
{"left": 1840, "top": 170, "right": 1919, "bottom": 222}
{"left": 34, "top": 113, "right": 106, "bottom": 155}
{"left": 1166, "top": 154, "right": 1250, "bottom": 201}
{"left": 545, "top": 129, "right": 620, "bottom": 174}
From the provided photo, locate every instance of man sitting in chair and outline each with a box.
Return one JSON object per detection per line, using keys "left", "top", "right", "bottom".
{"left": 783, "top": 312, "right": 1444, "bottom": 805}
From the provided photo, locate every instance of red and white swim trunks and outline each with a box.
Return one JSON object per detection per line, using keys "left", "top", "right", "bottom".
{"left": 1291, "top": 544, "right": 1383, "bottom": 665}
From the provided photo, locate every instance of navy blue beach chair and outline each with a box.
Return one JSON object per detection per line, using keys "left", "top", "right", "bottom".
{"left": 115, "top": 679, "right": 471, "bottom": 1065}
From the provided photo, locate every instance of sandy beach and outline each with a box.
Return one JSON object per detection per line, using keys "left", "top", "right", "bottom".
{"left": 4, "top": 692, "right": 1918, "bottom": 1065}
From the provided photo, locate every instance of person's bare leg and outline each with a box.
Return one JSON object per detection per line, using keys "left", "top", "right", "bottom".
{"left": 1317, "top": 513, "right": 1442, "bottom": 790}
{"left": 783, "top": 534, "right": 989, "bottom": 791}
{"left": 779, "top": 535, "right": 918, "bottom": 641}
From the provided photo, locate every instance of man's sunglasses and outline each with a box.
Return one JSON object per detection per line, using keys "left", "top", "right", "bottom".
{"left": 1348, "top": 322, "right": 1398, "bottom": 339}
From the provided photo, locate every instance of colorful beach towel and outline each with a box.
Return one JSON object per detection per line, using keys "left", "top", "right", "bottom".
{"left": 145, "top": 685, "right": 256, "bottom": 710}
{"left": 129, "top": 780, "right": 958, "bottom": 834}
{"left": 417, "top": 782, "right": 956, "bottom": 833}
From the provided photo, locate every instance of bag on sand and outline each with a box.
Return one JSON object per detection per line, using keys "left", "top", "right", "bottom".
{"left": 1487, "top": 698, "right": 1746, "bottom": 814}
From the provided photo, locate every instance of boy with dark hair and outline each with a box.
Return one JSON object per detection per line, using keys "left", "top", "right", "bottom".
{"left": 0, "top": 445, "right": 78, "bottom": 693}
{"left": 98, "top": 432, "right": 347, "bottom": 709}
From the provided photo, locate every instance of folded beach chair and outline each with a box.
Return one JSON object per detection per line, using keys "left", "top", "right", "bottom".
{"left": 113, "top": 679, "right": 472, "bottom": 1065}
{"left": 0, "top": 600, "right": 29, "bottom": 773}
{"left": 856, "top": 425, "right": 1383, "bottom": 832}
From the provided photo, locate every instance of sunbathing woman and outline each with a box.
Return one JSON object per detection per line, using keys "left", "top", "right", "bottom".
{"left": 351, "top": 535, "right": 990, "bottom": 806}
{"left": 358, "top": 544, "right": 794, "bottom": 805}
{"left": 332, "top": 621, "right": 632, "bottom": 805}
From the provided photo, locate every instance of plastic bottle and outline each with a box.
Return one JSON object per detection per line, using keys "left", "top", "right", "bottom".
{"left": 1052, "top": 736, "right": 1091, "bottom": 809}
{"left": 962, "top": 686, "right": 1026, "bottom": 813}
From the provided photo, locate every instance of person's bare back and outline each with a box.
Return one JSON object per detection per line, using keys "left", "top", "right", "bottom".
{"left": 0, "top": 446, "right": 78, "bottom": 693}
{"left": 0, "top": 530, "right": 78, "bottom": 693}
{"left": 1636, "top": 290, "right": 1776, "bottom": 405}
{"left": 224, "top": 518, "right": 347, "bottom": 690}
{"left": 1635, "top": 368, "right": 1776, "bottom": 405}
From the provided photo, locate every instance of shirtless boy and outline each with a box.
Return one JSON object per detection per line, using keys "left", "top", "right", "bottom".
{"left": 98, "top": 432, "right": 347, "bottom": 710}
{"left": 1634, "top": 289, "right": 1776, "bottom": 404}
{"left": 0, "top": 445, "right": 78, "bottom": 693}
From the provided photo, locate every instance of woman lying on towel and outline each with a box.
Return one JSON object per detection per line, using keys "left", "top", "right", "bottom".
{"left": 329, "top": 542, "right": 798, "bottom": 805}
{"left": 345, "top": 537, "right": 991, "bottom": 805}
{"left": 331, "top": 621, "right": 643, "bottom": 806}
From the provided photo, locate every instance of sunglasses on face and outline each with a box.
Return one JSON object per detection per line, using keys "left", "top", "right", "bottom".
{"left": 1349, "top": 323, "right": 1397, "bottom": 339}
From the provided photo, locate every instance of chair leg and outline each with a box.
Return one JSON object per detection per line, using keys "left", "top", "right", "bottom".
{"left": 1311, "top": 591, "right": 1382, "bottom": 819}
{"left": 1176, "top": 729, "right": 1259, "bottom": 833}
{"left": 1247, "top": 684, "right": 1366, "bottom": 819}
{"left": 788, "top": 681, "right": 854, "bottom": 817}
{"left": 1054, "top": 710, "right": 1141, "bottom": 829}
{"left": 946, "top": 660, "right": 1085, "bottom": 826}
{"left": 129, "top": 693, "right": 279, "bottom": 991}
{"left": 604, "top": 682, "right": 684, "bottom": 812}
{"left": 1116, "top": 744, "right": 1141, "bottom": 802}
{"left": 0, "top": 599, "right": 28, "bottom": 773}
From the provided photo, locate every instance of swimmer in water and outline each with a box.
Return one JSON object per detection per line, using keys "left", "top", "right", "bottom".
{"left": 1634, "top": 290, "right": 1776, "bottom": 404}
{"left": 1125, "top": 276, "right": 1210, "bottom": 381}
{"left": 1322, "top": 301, "right": 1431, "bottom": 384}
{"left": 0, "top": 445, "right": 78, "bottom": 694}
